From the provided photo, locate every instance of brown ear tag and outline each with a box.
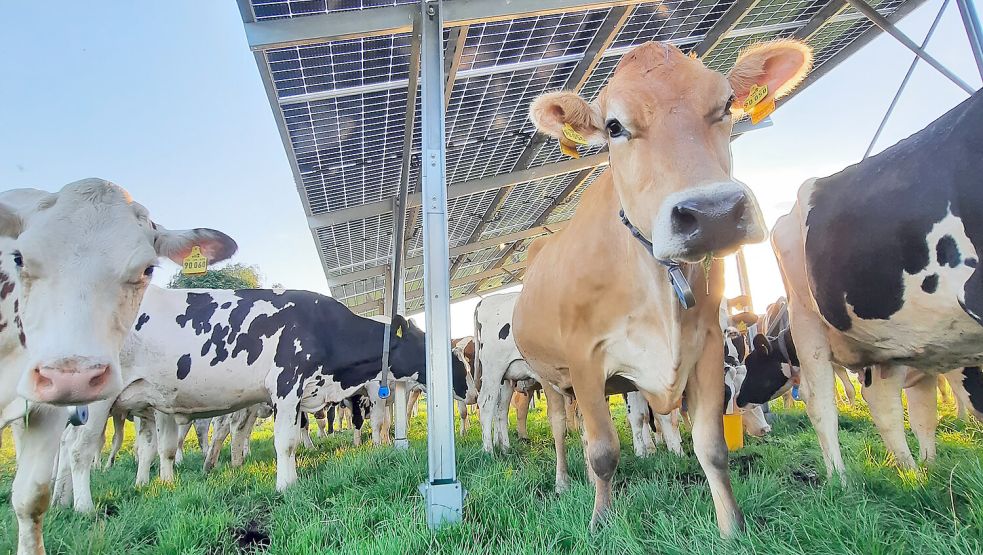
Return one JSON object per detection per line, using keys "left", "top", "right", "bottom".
{"left": 182, "top": 246, "right": 208, "bottom": 275}
{"left": 560, "top": 123, "right": 588, "bottom": 158}
{"left": 743, "top": 84, "right": 774, "bottom": 125}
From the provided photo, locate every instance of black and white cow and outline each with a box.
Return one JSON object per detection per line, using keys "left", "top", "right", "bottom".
{"left": 772, "top": 90, "right": 983, "bottom": 479}
{"left": 0, "top": 179, "right": 237, "bottom": 555}
{"left": 62, "top": 285, "right": 470, "bottom": 514}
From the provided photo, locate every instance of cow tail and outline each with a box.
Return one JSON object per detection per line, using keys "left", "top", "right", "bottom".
{"left": 473, "top": 300, "right": 483, "bottom": 392}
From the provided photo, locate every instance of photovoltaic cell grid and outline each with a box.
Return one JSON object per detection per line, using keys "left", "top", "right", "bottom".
{"left": 251, "top": 0, "right": 416, "bottom": 20}
{"left": 613, "top": 0, "right": 735, "bottom": 47}
{"left": 245, "top": 0, "right": 918, "bottom": 310}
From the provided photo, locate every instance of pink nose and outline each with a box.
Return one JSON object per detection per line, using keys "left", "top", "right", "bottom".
{"left": 30, "top": 357, "right": 113, "bottom": 405}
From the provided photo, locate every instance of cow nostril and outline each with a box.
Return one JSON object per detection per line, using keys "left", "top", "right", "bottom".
{"left": 731, "top": 196, "right": 747, "bottom": 222}
{"left": 671, "top": 205, "right": 699, "bottom": 235}
{"left": 89, "top": 366, "right": 111, "bottom": 388}
{"left": 34, "top": 367, "right": 54, "bottom": 389}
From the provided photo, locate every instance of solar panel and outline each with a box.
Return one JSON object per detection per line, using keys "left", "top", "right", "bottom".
{"left": 243, "top": 0, "right": 921, "bottom": 312}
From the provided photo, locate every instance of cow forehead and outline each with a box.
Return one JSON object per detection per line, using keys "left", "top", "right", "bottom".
{"left": 19, "top": 184, "right": 155, "bottom": 268}
{"left": 600, "top": 42, "right": 727, "bottom": 116}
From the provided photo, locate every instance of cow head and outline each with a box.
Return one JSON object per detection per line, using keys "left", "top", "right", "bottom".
{"left": 1, "top": 179, "right": 236, "bottom": 405}
{"left": 388, "top": 316, "right": 472, "bottom": 401}
{"left": 530, "top": 40, "right": 811, "bottom": 262}
{"left": 736, "top": 333, "right": 794, "bottom": 408}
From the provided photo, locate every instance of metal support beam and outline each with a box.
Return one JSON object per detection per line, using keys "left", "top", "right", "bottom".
{"left": 308, "top": 153, "right": 609, "bottom": 227}
{"left": 794, "top": 0, "right": 847, "bottom": 41}
{"left": 406, "top": 261, "right": 529, "bottom": 301}
{"left": 245, "top": 1, "right": 646, "bottom": 50}
{"left": 693, "top": 0, "right": 760, "bottom": 57}
{"left": 776, "top": 0, "right": 929, "bottom": 109}
{"left": 417, "top": 0, "right": 463, "bottom": 528}
{"left": 864, "top": 0, "right": 951, "bottom": 159}
{"left": 844, "top": 0, "right": 975, "bottom": 94}
{"left": 347, "top": 298, "right": 385, "bottom": 315}
{"left": 956, "top": 0, "right": 983, "bottom": 79}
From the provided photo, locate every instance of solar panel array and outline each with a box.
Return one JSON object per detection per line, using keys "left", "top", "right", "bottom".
{"left": 242, "top": 0, "right": 918, "bottom": 316}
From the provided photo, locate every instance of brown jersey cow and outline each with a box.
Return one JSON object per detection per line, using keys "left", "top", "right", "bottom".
{"left": 513, "top": 40, "right": 812, "bottom": 537}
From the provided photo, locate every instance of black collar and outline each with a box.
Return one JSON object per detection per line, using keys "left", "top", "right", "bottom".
{"left": 619, "top": 209, "right": 695, "bottom": 309}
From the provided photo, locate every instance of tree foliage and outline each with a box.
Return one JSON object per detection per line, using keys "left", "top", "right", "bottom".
{"left": 167, "top": 263, "right": 262, "bottom": 290}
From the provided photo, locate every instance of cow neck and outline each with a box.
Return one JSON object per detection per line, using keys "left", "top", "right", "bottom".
{"left": 618, "top": 208, "right": 696, "bottom": 310}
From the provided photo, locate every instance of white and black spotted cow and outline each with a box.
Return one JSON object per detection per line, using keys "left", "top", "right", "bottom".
{"left": 62, "top": 285, "right": 470, "bottom": 514}
{"left": 773, "top": 90, "right": 983, "bottom": 479}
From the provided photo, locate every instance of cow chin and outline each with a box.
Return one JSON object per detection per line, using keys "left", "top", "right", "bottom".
{"left": 649, "top": 183, "right": 767, "bottom": 262}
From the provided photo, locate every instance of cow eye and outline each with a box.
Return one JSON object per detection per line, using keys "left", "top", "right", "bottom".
{"left": 12, "top": 251, "right": 22, "bottom": 268}
{"left": 143, "top": 266, "right": 155, "bottom": 277}
{"left": 721, "top": 95, "right": 736, "bottom": 120}
{"left": 606, "top": 119, "right": 627, "bottom": 139}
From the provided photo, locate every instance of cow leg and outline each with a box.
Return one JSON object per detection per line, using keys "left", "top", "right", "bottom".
{"left": 565, "top": 398, "right": 578, "bottom": 431}
{"left": 67, "top": 400, "right": 112, "bottom": 512}
{"left": 862, "top": 365, "right": 916, "bottom": 468}
{"left": 407, "top": 388, "right": 422, "bottom": 420}
{"left": 230, "top": 408, "right": 259, "bottom": 467}
{"left": 203, "top": 415, "right": 231, "bottom": 472}
{"left": 134, "top": 414, "right": 158, "bottom": 487}
{"left": 495, "top": 381, "right": 515, "bottom": 452}
{"left": 326, "top": 406, "right": 336, "bottom": 435}
{"left": 833, "top": 365, "right": 856, "bottom": 405}
{"left": 789, "top": 305, "right": 847, "bottom": 482}
{"left": 13, "top": 406, "right": 67, "bottom": 555}
{"left": 514, "top": 391, "right": 531, "bottom": 441}
{"left": 906, "top": 373, "right": 938, "bottom": 463}
{"left": 193, "top": 419, "right": 210, "bottom": 452}
{"left": 174, "top": 421, "right": 192, "bottom": 465}
{"left": 542, "top": 385, "right": 570, "bottom": 493}
{"left": 689, "top": 332, "right": 744, "bottom": 538}
{"left": 108, "top": 415, "right": 126, "bottom": 467}
{"left": 300, "top": 412, "right": 315, "bottom": 450}
{"left": 273, "top": 399, "right": 302, "bottom": 491}
{"left": 626, "top": 392, "right": 649, "bottom": 457}
{"left": 52, "top": 427, "right": 75, "bottom": 508}
{"left": 315, "top": 409, "right": 328, "bottom": 437}
{"left": 477, "top": 378, "right": 500, "bottom": 454}
{"left": 155, "top": 412, "right": 179, "bottom": 483}
{"left": 456, "top": 400, "right": 467, "bottom": 436}
{"left": 569, "top": 362, "right": 619, "bottom": 528}
{"left": 369, "top": 399, "right": 386, "bottom": 446}
{"left": 650, "top": 406, "right": 683, "bottom": 456}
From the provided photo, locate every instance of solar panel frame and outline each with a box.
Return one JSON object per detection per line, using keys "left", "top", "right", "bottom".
{"left": 243, "top": 0, "right": 923, "bottom": 312}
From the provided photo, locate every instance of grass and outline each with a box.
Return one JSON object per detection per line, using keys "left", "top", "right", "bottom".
{"left": 1, "top": 396, "right": 981, "bottom": 554}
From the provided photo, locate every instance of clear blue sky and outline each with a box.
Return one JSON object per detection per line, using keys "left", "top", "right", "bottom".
{"left": 1, "top": 1, "right": 980, "bottom": 336}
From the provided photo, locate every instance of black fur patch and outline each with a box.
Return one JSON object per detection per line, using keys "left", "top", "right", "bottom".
{"left": 936, "top": 235, "right": 961, "bottom": 268}
{"left": 498, "top": 323, "right": 510, "bottom": 340}
{"left": 966, "top": 257, "right": 978, "bottom": 268}
{"left": 135, "top": 313, "right": 150, "bottom": 331}
{"left": 963, "top": 366, "right": 983, "bottom": 413}
{"left": 803, "top": 91, "right": 983, "bottom": 331}
{"left": 176, "top": 354, "right": 192, "bottom": 380}
{"left": 921, "top": 274, "right": 939, "bottom": 294}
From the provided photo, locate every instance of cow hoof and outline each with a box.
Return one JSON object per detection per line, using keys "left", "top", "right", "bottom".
{"left": 74, "top": 500, "right": 95, "bottom": 514}
{"left": 554, "top": 480, "right": 570, "bottom": 494}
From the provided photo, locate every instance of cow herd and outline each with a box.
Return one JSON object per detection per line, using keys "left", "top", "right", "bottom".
{"left": 1, "top": 37, "right": 982, "bottom": 554}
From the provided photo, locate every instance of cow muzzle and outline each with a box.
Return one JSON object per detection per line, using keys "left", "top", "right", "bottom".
{"left": 653, "top": 183, "right": 765, "bottom": 262}
{"left": 24, "top": 356, "right": 119, "bottom": 405}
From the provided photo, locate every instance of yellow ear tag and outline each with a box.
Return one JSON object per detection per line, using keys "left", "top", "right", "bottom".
{"left": 749, "top": 97, "right": 775, "bottom": 125}
{"left": 737, "top": 321, "right": 747, "bottom": 333}
{"left": 181, "top": 246, "right": 208, "bottom": 275}
{"left": 559, "top": 141, "right": 581, "bottom": 159}
{"left": 561, "top": 123, "right": 588, "bottom": 145}
{"left": 395, "top": 325, "right": 403, "bottom": 338}
{"left": 742, "top": 84, "right": 768, "bottom": 112}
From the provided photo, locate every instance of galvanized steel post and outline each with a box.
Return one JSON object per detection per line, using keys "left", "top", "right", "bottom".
{"left": 417, "top": 0, "right": 464, "bottom": 527}
{"left": 956, "top": 0, "right": 983, "bottom": 80}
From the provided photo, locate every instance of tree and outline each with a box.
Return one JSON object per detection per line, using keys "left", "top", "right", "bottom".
{"left": 168, "top": 263, "right": 262, "bottom": 290}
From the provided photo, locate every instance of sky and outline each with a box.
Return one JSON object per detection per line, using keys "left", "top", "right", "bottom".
{"left": 1, "top": 1, "right": 980, "bottom": 338}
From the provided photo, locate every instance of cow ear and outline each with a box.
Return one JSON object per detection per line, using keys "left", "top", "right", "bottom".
{"left": 529, "top": 91, "right": 606, "bottom": 146}
{"left": 728, "top": 39, "right": 812, "bottom": 115}
{"left": 0, "top": 202, "right": 23, "bottom": 238}
{"left": 390, "top": 315, "right": 409, "bottom": 339}
{"left": 154, "top": 225, "right": 238, "bottom": 266}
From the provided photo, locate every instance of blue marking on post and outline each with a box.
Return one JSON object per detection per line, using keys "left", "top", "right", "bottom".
{"left": 379, "top": 385, "right": 391, "bottom": 399}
